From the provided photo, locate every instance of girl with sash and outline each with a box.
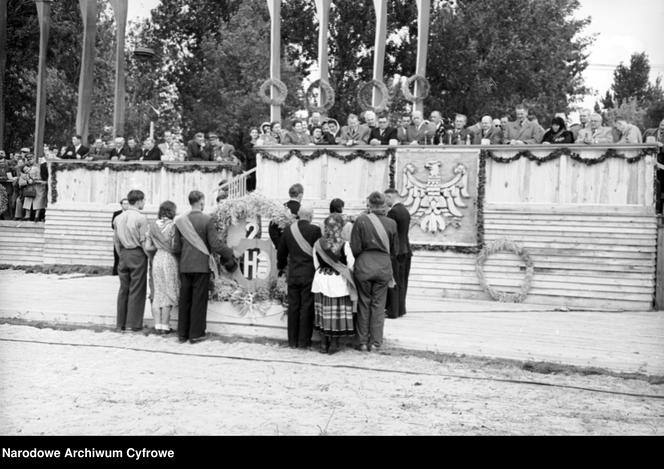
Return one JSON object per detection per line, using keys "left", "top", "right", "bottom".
{"left": 145, "top": 201, "right": 180, "bottom": 334}
{"left": 311, "top": 214, "right": 357, "bottom": 354}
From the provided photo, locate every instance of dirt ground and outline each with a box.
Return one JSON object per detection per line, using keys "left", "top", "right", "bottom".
{"left": 0, "top": 323, "right": 662, "bottom": 435}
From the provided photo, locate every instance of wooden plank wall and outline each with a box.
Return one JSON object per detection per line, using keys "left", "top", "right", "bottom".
{"left": 0, "top": 221, "right": 45, "bottom": 265}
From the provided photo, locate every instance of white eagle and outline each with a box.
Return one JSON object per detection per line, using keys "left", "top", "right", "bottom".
{"left": 399, "top": 160, "right": 471, "bottom": 233}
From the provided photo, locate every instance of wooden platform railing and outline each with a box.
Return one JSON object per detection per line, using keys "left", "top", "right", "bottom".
{"left": 218, "top": 167, "right": 256, "bottom": 200}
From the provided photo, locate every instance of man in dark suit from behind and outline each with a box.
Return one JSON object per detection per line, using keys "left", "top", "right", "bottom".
{"left": 111, "top": 198, "right": 130, "bottom": 275}
{"left": 173, "top": 190, "right": 237, "bottom": 343}
{"left": 369, "top": 113, "right": 398, "bottom": 145}
{"left": 268, "top": 183, "right": 303, "bottom": 248}
{"left": 277, "top": 205, "right": 322, "bottom": 348}
{"left": 384, "top": 188, "right": 412, "bottom": 318}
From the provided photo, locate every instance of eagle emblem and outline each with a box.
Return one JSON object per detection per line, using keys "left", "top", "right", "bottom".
{"left": 400, "top": 160, "right": 471, "bottom": 233}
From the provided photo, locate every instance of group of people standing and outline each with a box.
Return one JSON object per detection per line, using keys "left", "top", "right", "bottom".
{"left": 274, "top": 184, "right": 412, "bottom": 354}
{"left": 0, "top": 148, "right": 48, "bottom": 221}
{"left": 113, "top": 189, "right": 236, "bottom": 343}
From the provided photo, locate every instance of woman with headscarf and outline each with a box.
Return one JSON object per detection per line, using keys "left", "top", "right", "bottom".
{"left": 311, "top": 213, "right": 357, "bottom": 354}
{"left": 542, "top": 116, "right": 575, "bottom": 144}
{"left": 145, "top": 200, "right": 180, "bottom": 334}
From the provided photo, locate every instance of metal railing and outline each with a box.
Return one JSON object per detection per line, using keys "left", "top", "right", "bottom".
{"left": 217, "top": 167, "right": 256, "bottom": 200}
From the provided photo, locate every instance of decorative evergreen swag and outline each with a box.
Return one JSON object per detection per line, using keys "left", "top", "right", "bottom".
{"left": 257, "top": 148, "right": 395, "bottom": 165}
{"left": 482, "top": 147, "right": 657, "bottom": 165}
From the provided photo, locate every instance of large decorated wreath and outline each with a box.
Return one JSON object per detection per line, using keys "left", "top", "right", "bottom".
{"left": 305, "top": 79, "right": 335, "bottom": 113}
{"left": 357, "top": 79, "right": 389, "bottom": 112}
{"left": 401, "top": 74, "right": 430, "bottom": 103}
{"left": 476, "top": 239, "right": 534, "bottom": 303}
{"left": 259, "top": 78, "right": 288, "bottom": 106}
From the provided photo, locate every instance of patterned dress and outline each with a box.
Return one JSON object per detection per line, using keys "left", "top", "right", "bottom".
{"left": 149, "top": 219, "right": 180, "bottom": 308}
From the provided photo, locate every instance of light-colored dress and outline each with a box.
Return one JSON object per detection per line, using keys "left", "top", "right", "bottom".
{"left": 147, "top": 219, "right": 180, "bottom": 308}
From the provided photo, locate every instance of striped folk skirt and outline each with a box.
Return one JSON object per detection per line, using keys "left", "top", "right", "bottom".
{"left": 314, "top": 293, "right": 354, "bottom": 337}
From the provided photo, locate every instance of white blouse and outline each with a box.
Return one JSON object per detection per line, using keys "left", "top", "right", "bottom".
{"left": 311, "top": 242, "right": 355, "bottom": 298}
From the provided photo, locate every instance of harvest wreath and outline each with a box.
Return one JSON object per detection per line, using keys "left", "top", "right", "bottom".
{"left": 476, "top": 238, "right": 534, "bottom": 303}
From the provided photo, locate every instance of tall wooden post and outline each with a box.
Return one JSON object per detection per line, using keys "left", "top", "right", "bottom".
{"left": 414, "top": 0, "right": 430, "bottom": 115}
{"left": 266, "top": 0, "right": 281, "bottom": 123}
{"left": 34, "top": 0, "right": 52, "bottom": 158}
{"left": 76, "top": 0, "right": 97, "bottom": 144}
{"left": 372, "top": 0, "right": 387, "bottom": 108}
{"left": 314, "top": 0, "right": 331, "bottom": 86}
{"left": 109, "top": 0, "right": 128, "bottom": 138}
{"left": 0, "top": 0, "right": 7, "bottom": 151}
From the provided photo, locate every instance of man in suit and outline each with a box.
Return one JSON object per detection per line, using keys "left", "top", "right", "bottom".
{"left": 277, "top": 205, "right": 322, "bottom": 349}
{"left": 173, "top": 190, "right": 237, "bottom": 343}
{"left": 570, "top": 108, "right": 591, "bottom": 141}
{"left": 384, "top": 188, "right": 412, "bottom": 318}
{"left": 447, "top": 113, "right": 474, "bottom": 145}
{"left": 351, "top": 191, "right": 398, "bottom": 351}
{"left": 141, "top": 138, "right": 163, "bottom": 161}
{"left": 396, "top": 114, "right": 412, "bottom": 145}
{"left": 472, "top": 115, "right": 503, "bottom": 144}
{"left": 505, "top": 105, "right": 545, "bottom": 144}
{"left": 339, "top": 114, "right": 371, "bottom": 146}
{"left": 428, "top": 111, "right": 447, "bottom": 145}
{"left": 59, "top": 135, "right": 89, "bottom": 160}
{"left": 186, "top": 132, "right": 209, "bottom": 161}
{"left": 109, "top": 137, "right": 129, "bottom": 160}
{"left": 369, "top": 114, "right": 398, "bottom": 145}
{"left": 614, "top": 118, "right": 643, "bottom": 144}
{"left": 269, "top": 183, "right": 303, "bottom": 248}
{"left": 405, "top": 111, "right": 432, "bottom": 145}
{"left": 113, "top": 190, "right": 149, "bottom": 331}
{"left": 86, "top": 138, "right": 110, "bottom": 161}
{"left": 123, "top": 137, "right": 142, "bottom": 161}
{"left": 577, "top": 113, "right": 614, "bottom": 144}
{"left": 111, "top": 198, "right": 130, "bottom": 275}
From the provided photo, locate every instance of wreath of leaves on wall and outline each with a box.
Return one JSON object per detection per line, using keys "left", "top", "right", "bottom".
{"left": 482, "top": 147, "right": 657, "bottom": 165}
{"left": 257, "top": 148, "right": 395, "bottom": 165}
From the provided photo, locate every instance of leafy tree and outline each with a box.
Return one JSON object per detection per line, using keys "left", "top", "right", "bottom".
{"left": 603, "top": 98, "right": 647, "bottom": 129}
{"left": 612, "top": 52, "right": 652, "bottom": 106}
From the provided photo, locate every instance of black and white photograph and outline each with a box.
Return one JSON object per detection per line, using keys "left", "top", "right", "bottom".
{"left": 0, "top": 0, "right": 663, "bottom": 446}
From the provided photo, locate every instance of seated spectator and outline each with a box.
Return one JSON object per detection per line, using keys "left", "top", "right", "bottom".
{"left": 369, "top": 114, "right": 398, "bottom": 145}
{"left": 109, "top": 137, "right": 128, "bottom": 160}
{"left": 260, "top": 122, "right": 272, "bottom": 135}
{"left": 643, "top": 118, "right": 664, "bottom": 147}
{"left": 311, "top": 126, "right": 335, "bottom": 145}
{"left": 208, "top": 133, "right": 241, "bottom": 165}
{"left": 86, "top": 138, "right": 110, "bottom": 160}
{"left": 320, "top": 122, "right": 337, "bottom": 145}
{"left": 577, "top": 113, "right": 614, "bottom": 144}
{"left": 159, "top": 131, "right": 185, "bottom": 162}
{"left": 257, "top": 121, "right": 283, "bottom": 146}
{"left": 283, "top": 120, "right": 313, "bottom": 145}
{"left": 614, "top": 118, "right": 643, "bottom": 144}
{"left": 396, "top": 114, "right": 412, "bottom": 145}
{"left": 504, "top": 105, "right": 545, "bottom": 144}
{"left": 542, "top": 117, "right": 575, "bottom": 144}
{"left": 308, "top": 112, "right": 324, "bottom": 134}
{"left": 142, "top": 138, "right": 163, "bottom": 161}
{"left": 339, "top": 114, "right": 370, "bottom": 146}
{"left": 363, "top": 110, "right": 377, "bottom": 131}
{"left": 428, "top": 111, "right": 447, "bottom": 145}
{"left": 570, "top": 108, "right": 591, "bottom": 141}
{"left": 446, "top": 113, "right": 473, "bottom": 145}
{"left": 59, "top": 134, "right": 89, "bottom": 160}
{"left": 186, "top": 132, "right": 209, "bottom": 161}
{"left": 472, "top": 115, "right": 503, "bottom": 145}
{"left": 408, "top": 111, "right": 432, "bottom": 145}
{"left": 124, "top": 137, "right": 142, "bottom": 161}
{"left": 326, "top": 119, "right": 340, "bottom": 143}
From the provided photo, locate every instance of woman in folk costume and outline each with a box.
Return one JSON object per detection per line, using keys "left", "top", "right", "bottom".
{"left": 145, "top": 200, "right": 180, "bottom": 334}
{"left": 311, "top": 213, "right": 357, "bottom": 354}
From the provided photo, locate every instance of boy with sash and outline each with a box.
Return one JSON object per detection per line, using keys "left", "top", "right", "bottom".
{"left": 173, "top": 190, "right": 237, "bottom": 344}
{"left": 113, "top": 190, "right": 149, "bottom": 332}
{"left": 350, "top": 192, "right": 398, "bottom": 352}
{"left": 277, "top": 206, "right": 322, "bottom": 349}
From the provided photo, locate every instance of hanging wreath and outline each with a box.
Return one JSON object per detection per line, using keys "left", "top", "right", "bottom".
{"left": 476, "top": 239, "right": 534, "bottom": 303}
{"left": 401, "top": 74, "right": 430, "bottom": 103}
{"left": 0, "top": 185, "right": 8, "bottom": 214}
{"left": 259, "top": 78, "right": 288, "bottom": 106}
{"left": 357, "top": 79, "right": 389, "bottom": 112}
{"left": 306, "top": 79, "right": 335, "bottom": 113}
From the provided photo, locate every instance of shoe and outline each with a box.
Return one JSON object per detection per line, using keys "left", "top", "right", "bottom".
{"left": 115, "top": 327, "right": 125, "bottom": 333}
{"left": 371, "top": 343, "right": 382, "bottom": 352}
{"left": 163, "top": 328, "right": 174, "bottom": 335}
{"left": 328, "top": 338, "right": 340, "bottom": 355}
{"left": 130, "top": 327, "right": 143, "bottom": 332}
{"left": 178, "top": 336, "right": 188, "bottom": 343}
{"left": 319, "top": 337, "right": 330, "bottom": 354}
{"left": 189, "top": 333, "right": 210, "bottom": 344}
{"left": 355, "top": 344, "right": 369, "bottom": 352}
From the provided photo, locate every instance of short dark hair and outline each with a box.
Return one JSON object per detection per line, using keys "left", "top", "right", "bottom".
{"left": 188, "top": 190, "right": 205, "bottom": 205}
{"left": 291, "top": 119, "right": 302, "bottom": 127}
{"left": 127, "top": 190, "right": 145, "bottom": 205}
{"left": 367, "top": 191, "right": 386, "bottom": 210}
{"left": 288, "top": 183, "right": 303, "bottom": 198}
{"left": 158, "top": 200, "right": 177, "bottom": 219}
{"left": 384, "top": 188, "right": 399, "bottom": 195}
{"left": 74, "top": 134, "right": 82, "bottom": 140}
{"left": 329, "top": 198, "right": 345, "bottom": 213}
{"left": 119, "top": 197, "right": 129, "bottom": 205}
{"left": 270, "top": 121, "right": 281, "bottom": 130}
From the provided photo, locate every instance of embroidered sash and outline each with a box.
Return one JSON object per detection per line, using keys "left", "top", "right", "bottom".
{"left": 314, "top": 240, "right": 358, "bottom": 303}
{"left": 175, "top": 212, "right": 218, "bottom": 274}
{"left": 366, "top": 213, "right": 396, "bottom": 288}
{"left": 290, "top": 222, "right": 313, "bottom": 257}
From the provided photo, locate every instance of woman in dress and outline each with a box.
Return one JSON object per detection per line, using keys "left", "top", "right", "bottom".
{"left": 18, "top": 156, "right": 46, "bottom": 221}
{"left": 542, "top": 116, "right": 574, "bottom": 144}
{"left": 311, "top": 213, "right": 357, "bottom": 354}
{"left": 145, "top": 200, "right": 180, "bottom": 334}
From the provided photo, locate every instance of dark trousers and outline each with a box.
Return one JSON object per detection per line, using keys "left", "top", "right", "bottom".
{"left": 178, "top": 272, "right": 210, "bottom": 340}
{"left": 116, "top": 248, "right": 148, "bottom": 329}
{"left": 287, "top": 280, "right": 315, "bottom": 347}
{"left": 386, "top": 254, "right": 412, "bottom": 318}
{"left": 355, "top": 273, "right": 390, "bottom": 347}
{"left": 112, "top": 247, "right": 120, "bottom": 276}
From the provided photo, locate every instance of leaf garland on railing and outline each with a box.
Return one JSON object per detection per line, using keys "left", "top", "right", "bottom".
{"left": 482, "top": 147, "right": 657, "bottom": 165}
{"left": 49, "top": 161, "right": 242, "bottom": 204}
{"left": 257, "top": 148, "right": 394, "bottom": 165}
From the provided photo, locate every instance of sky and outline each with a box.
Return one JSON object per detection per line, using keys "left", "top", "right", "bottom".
{"left": 127, "top": 0, "right": 664, "bottom": 110}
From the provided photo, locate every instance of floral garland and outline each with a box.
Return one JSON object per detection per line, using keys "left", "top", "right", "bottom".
{"left": 210, "top": 259, "right": 289, "bottom": 309}
{"left": 305, "top": 79, "right": 335, "bottom": 113}
{"left": 257, "top": 148, "right": 394, "bottom": 165}
{"left": 357, "top": 79, "right": 389, "bottom": 112}
{"left": 476, "top": 239, "right": 534, "bottom": 303}
{"left": 49, "top": 161, "right": 241, "bottom": 204}
{"left": 0, "top": 185, "right": 8, "bottom": 214}
{"left": 401, "top": 74, "right": 430, "bottom": 103}
{"left": 483, "top": 147, "right": 657, "bottom": 166}
{"left": 259, "top": 78, "right": 288, "bottom": 106}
